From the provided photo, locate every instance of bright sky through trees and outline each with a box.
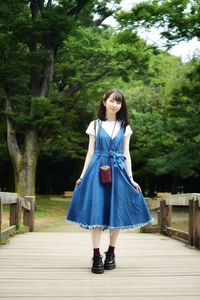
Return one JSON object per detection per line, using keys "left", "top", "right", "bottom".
{"left": 103, "top": 0, "right": 200, "bottom": 62}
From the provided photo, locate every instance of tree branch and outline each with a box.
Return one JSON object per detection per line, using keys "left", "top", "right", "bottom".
{"left": 94, "top": 10, "right": 113, "bottom": 26}
{"left": 68, "top": 0, "right": 91, "bottom": 17}
{"left": 47, "top": 0, "right": 52, "bottom": 7}
{"left": 30, "top": 0, "right": 44, "bottom": 19}
{"left": 40, "top": 49, "right": 54, "bottom": 97}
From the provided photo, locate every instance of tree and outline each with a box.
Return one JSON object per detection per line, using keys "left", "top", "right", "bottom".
{"left": 125, "top": 51, "right": 188, "bottom": 192}
{"left": 1, "top": 0, "right": 151, "bottom": 196}
{"left": 116, "top": 0, "right": 200, "bottom": 193}
{"left": 0, "top": 0, "right": 122, "bottom": 196}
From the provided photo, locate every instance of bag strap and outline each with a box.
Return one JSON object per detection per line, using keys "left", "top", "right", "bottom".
{"left": 94, "top": 120, "right": 96, "bottom": 136}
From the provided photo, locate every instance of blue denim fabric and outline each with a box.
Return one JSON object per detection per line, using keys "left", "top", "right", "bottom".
{"left": 66, "top": 120, "right": 153, "bottom": 229}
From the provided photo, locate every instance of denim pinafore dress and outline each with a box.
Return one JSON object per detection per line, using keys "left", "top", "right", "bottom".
{"left": 66, "top": 119, "right": 153, "bottom": 229}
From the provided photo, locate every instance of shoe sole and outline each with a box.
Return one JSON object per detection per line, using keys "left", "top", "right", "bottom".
{"left": 92, "top": 268, "right": 104, "bottom": 274}
{"left": 104, "top": 264, "right": 116, "bottom": 270}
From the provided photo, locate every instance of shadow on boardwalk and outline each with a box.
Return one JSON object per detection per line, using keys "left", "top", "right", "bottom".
{"left": 0, "top": 228, "right": 200, "bottom": 299}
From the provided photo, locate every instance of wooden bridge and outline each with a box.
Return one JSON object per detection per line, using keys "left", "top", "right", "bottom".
{"left": 0, "top": 193, "right": 200, "bottom": 299}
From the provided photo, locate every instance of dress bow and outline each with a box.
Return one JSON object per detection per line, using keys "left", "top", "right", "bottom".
{"left": 109, "top": 150, "right": 126, "bottom": 170}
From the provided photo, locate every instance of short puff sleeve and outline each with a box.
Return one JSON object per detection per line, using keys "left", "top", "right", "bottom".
{"left": 124, "top": 125, "right": 133, "bottom": 137}
{"left": 85, "top": 120, "right": 96, "bottom": 136}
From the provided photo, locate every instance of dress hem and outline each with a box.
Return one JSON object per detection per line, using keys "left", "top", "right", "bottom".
{"left": 65, "top": 218, "right": 154, "bottom": 230}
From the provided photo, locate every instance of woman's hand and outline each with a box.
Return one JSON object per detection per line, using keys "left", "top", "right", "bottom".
{"left": 130, "top": 179, "right": 142, "bottom": 193}
{"left": 75, "top": 178, "right": 82, "bottom": 187}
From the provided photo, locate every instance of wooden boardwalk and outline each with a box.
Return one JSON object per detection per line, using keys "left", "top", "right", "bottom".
{"left": 0, "top": 231, "right": 200, "bottom": 299}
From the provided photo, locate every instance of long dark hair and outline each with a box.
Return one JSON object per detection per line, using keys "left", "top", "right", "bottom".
{"left": 97, "top": 88, "right": 129, "bottom": 128}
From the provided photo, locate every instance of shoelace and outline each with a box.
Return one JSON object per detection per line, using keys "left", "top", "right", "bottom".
{"left": 92, "top": 255, "right": 103, "bottom": 262}
{"left": 104, "top": 251, "right": 115, "bottom": 258}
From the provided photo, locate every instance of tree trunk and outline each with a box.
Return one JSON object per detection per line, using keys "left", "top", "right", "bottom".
{"left": 6, "top": 96, "right": 40, "bottom": 196}
{"left": 15, "top": 131, "right": 39, "bottom": 196}
{"left": 170, "top": 175, "right": 177, "bottom": 194}
{"left": 8, "top": 130, "right": 39, "bottom": 196}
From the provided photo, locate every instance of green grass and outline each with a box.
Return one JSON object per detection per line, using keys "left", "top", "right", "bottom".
{"left": 34, "top": 196, "right": 70, "bottom": 231}
{"left": 35, "top": 196, "right": 70, "bottom": 217}
{"left": 1, "top": 196, "right": 71, "bottom": 233}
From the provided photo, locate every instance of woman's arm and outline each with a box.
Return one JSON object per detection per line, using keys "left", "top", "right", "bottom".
{"left": 123, "top": 134, "right": 133, "bottom": 178}
{"left": 123, "top": 134, "right": 142, "bottom": 192}
{"left": 76, "top": 134, "right": 96, "bottom": 186}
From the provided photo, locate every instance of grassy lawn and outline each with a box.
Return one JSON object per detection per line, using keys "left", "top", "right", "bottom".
{"left": 1, "top": 196, "right": 71, "bottom": 232}
{"left": 35, "top": 196, "right": 71, "bottom": 231}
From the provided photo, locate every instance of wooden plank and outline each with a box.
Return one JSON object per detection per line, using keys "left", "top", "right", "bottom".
{"left": 165, "top": 193, "right": 200, "bottom": 206}
{"left": 194, "top": 200, "right": 200, "bottom": 249}
{"left": 166, "top": 226, "right": 189, "bottom": 242}
{"left": 0, "top": 198, "right": 2, "bottom": 239}
{"left": 1, "top": 225, "right": 16, "bottom": 238}
{"left": 151, "top": 193, "right": 200, "bottom": 208}
{"left": 0, "top": 295, "right": 199, "bottom": 300}
{"left": 0, "top": 267, "right": 200, "bottom": 278}
{"left": 160, "top": 199, "right": 165, "bottom": 234}
{"left": 0, "top": 232, "right": 200, "bottom": 299}
{"left": 64, "top": 191, "right": 73, "bottom": 198}
{"left": 167, "top": 204, "right": 172, "bottom": 226}
{"left": 189, "top": 199, "right": 195, "bottom": 246}
{"left": 152, "top": 193, "right": 200, "bottom": 210}
{"left": 0, "top": 192, "right": 18, "bottom": 204}
{"left": 23, "top": 196, "right": 35, "bottom": 231}
{"left": 29, "top": 196, "right": 35, "bottom": 232}
{"left": 10, "top": 200, "right": 22, "bottom": 227}
{"left": 21, "top": 197, "right": 31, "bottom": 211}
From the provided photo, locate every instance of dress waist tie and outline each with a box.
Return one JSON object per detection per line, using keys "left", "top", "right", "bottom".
{"left": 95, "top": 150, "right": 126, "bottom": 170}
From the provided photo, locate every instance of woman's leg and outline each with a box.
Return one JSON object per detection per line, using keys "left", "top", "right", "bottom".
{"left": 109, "top": 229, "right": 120, "bottom": 247}
{"left": 104, "top": 229, "right": 119, "bottom": 270}
{"left": 91, "top": 227, "right": 102, "bottom": 250}
{"left": 91, "top": 228, "right": 104, "bottom": 274}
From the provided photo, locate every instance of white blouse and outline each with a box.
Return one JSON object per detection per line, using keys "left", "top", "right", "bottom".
{"left": 85, "top": 119, "right": 133, "bottom": 138}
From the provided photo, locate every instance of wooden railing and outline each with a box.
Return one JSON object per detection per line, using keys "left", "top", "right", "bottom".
{"left": 64, "top": 191, "right": 73, "bottom": 198}
{"left": 148, "top": 193, "right": 200, "bottom": 249}
{"left": 0, "top": 192, "right": 35, "bottom": 241}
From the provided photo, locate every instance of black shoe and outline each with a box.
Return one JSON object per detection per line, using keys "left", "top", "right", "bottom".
{"left": 91, "top": 255, "right": 104, "bottom": 274}
{"left": 104, "top": 252, "right": 116, "bottom": 270}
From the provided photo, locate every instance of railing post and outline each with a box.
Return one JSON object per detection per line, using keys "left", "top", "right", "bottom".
{"left": 160, "top": 200, "right": 166, "bottom": 234}
{"left": 194, "top": 200, "right": 200, "bottom": 249}
{"left": 157, "top": 209, "right": 160, "bottom": 226}
{"left": 29, "top": 197, "right": 35, "bottom": 232}
{"left": 160, "top": 199, "right": 172, "bottom": 235}
{"left": 10, "top": 198, "right": 21, "bottom": 228}
{"left": 189, "top": 199, "right": 195, "bottom": 246}
{"left": 0, "top": 198, "right": 2, "bottom": 240}
{"left": 23, "top": 196, "right": 35, "bottom": 232}
{"left": 166, "top": 205, "right": 172, "bottom": 227}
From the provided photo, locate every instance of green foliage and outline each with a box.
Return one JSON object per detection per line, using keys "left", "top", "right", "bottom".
{"left": 0, "top": 0, "right": 149, "bottom": 152}
{"left": 0, "top": 236, "right": 10, "bottom": 245}
{"left": 40, "top": 25, "right": 150, "bottom": 160}
{"left": 16, "top": 224, "right": 29, "bottom": 234}
{"left": 127, "top": 51, "right": 200, "bottom": 181}
{"left": 117, "top": 0, "right": 200, "bottom": 45}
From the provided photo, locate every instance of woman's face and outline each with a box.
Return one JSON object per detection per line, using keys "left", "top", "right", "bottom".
{"left": 103, "top": 93, "right": 122, "bottom": 115}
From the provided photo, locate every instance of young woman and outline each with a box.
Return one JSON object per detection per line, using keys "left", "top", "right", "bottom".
{"left": 66, "top": 88, "right": 153, "bottom": 274}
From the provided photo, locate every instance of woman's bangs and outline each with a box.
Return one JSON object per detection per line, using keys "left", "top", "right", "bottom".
{"left": 112, "top": 91, "right": 123, "bottom": 103}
